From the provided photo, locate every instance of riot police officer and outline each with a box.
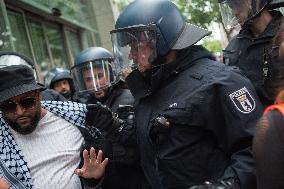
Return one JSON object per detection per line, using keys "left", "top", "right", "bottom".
{"left": 71, "top": 46, "right": 144, "bottom": 189}
{"left": 45, "top": 68, "right": 76, "bottom": 101}
{"left": 219, "top": 0, "right": 284, "bottom": 107}
{"left": 0, "top": 51, "right": 66, "bottom": 101}
{"left": 87, "top": 0, "right": 263, "bottom": 188}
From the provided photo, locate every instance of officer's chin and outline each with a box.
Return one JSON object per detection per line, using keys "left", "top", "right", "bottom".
{"left": 94, "top": 90, "right": 106, "bottom": 99}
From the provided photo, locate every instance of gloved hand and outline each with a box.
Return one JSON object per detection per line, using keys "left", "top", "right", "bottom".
{"left": 149, "top": 115, "right": 171, "bottom": 145}
{"left": 189, "top": 179, "right": 240, "bottom": 189}
{"left": 86, "top": 102, "right": 124, "bottom": 137}
{"left": 116, "top": 105, "right": 135, "bottom": 123}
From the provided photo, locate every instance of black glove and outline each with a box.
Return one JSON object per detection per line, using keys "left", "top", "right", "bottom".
{"left": 189, "top": 179, "right": 240, "bottom": 189}
{"left": 116, "top": 105, "right": 134, "bottom": 120}
{"left": 86, "top": 102, "right": 124, "bottom": 137}
{"left": 149, "top": 115, "right": 171, "bottom": 145}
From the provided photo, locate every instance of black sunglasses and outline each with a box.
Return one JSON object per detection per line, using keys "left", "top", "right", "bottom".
{"left": 0, "top": 97, "right": 37, "bottom": 113}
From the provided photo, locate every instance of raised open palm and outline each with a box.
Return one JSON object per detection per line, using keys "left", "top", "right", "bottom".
{"left": 74, "top": 148, "right": 109, "bottom": 179}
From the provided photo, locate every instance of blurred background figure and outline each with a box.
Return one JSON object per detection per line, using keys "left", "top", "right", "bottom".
{"left": 253, "top": 19, "right": 284, "bottom": 189}
{"left": 71, "top": 46, "right": 144, "bottom": 189}
{"left": 0, "top": 52, "right": 66, "bottom": 101}
{"left": 219, "top": 0, "right": 284, "bottom": 107}
{"left": 44, "top": 68, "right": 76, "bottom": 101}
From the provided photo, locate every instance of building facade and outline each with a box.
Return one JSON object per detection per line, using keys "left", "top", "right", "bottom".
{"left": 0, "top": 0, "right": 118, "bottom": 82}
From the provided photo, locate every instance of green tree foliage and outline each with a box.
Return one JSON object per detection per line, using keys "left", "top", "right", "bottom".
{"left": 114, "top": 0, "right": 222, "bottom": 29}
{"left": 172, "top": 0, "right": 222, "bottom": 29}
{"left": 173, "top": 0, "right": 235, "bottom": 40}
{"left": 202, "top": 38, "right": 222, "bottom": 53}
{"left": 115, "top": 0, "right": 133, "bottom": 12}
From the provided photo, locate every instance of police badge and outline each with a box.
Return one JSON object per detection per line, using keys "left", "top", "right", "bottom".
{"left": 229, "top": 87, "right": 256, "bottom": 114}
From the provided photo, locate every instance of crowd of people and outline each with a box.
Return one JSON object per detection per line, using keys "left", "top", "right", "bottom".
{"left": 0, "top": 0, "right": 284, "bottom": 188}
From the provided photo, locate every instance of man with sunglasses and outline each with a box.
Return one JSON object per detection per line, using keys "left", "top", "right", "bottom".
{"left": 0, "top": 65, "right": 110, "bottom": 188}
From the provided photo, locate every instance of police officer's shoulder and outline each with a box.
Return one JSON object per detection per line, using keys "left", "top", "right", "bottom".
{"left": 182, "top": 58, "right": 225, "bottom": 83}
{"left": 41, "top": 88, "right": 67, "bottom": 101}
{"left": 224, "top": 35, "right": 239, "bottom": 51}
{"left": 195, "top": 59, "right": 244, "bottom": 82}
{"left": 116, "top": 88, "right": 134, "bottom": 105}
{"left": 217, "top": 65, "right": 253, "bottom": 84}
{"left": 113, "top": 79, "right": 127, "bottom": 90}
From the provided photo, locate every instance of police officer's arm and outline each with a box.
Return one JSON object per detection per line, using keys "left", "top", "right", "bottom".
{"left": 218, "top": 68, "right": 263, "bottom": 189}
{"left": 85, "top": 103, "right": 137, "bottom": 144}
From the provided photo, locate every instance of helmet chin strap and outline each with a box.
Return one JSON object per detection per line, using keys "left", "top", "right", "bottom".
{"left": 60, "top": 90, "right": 72, "bottom": 99}
{"left": 242, "top": 1, "right": 269, "bottom": 30}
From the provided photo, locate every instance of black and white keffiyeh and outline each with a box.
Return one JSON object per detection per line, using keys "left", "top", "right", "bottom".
{"left": 0, "top": 101, "right": 100, "bottom": 189}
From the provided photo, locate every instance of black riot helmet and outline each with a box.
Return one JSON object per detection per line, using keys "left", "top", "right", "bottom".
{"left": 71, "top": 47, "right": 116, "bottom": 94}
{"left": 44, "top": 68, "right": 73, "bottom": 89}
{"left": 110, "top": 0, "right": 210, "bottom": 75}
{"left": 219, "top": 0, "right": 273, "bottom": 30}
{"left": 44, "top": 68, "right": 75, "bottom": 99}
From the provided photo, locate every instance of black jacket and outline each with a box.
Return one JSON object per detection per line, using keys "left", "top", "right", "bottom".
{"left": 223, "top": 11, "right": 284, "bottom": 107}
{"left": 126, "top": 45, "right": 263, "bottom": 189}
{"left": 41, "top": 89, "right": 66, "bottom": 101}
{"left": 87, "top": 83, "right": 145, "bottom": 189}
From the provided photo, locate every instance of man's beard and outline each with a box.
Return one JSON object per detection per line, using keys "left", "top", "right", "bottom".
{"left": 5, "top": 108, "right": 41, "bottom": 135}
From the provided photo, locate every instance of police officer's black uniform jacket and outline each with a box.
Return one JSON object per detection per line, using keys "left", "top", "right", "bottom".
{"left": 223, "top": 11, "right": 284, "bottom": 107}
{"left": 87, "top": 82, "right": 145, "bottom": 189}
{"left": 125, "top": 45, "right": 263, "bottom": 189}
{"left": 41, "top": 88, "right": 67, "bottom": 101}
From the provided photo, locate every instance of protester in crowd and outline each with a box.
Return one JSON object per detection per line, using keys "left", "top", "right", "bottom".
{"left": 219, "top": 0, "right": 284, "bottom": 107}
{"left": 0, "top": 52, "right": 66, "bottom": 101}
{"left": 45, "top": 67, "right": 76, "bottom": 101}
{"left": 0, "top": 64, "right": 109, "bottom": 188}
{"left": 86, "top": 0, "right": 263, "bottom": 188}
{"left": 72, "top": 46, "right": 144, "bottom": 188}
{"left": 253, "top": 19, "right": 284, "bottom": 189}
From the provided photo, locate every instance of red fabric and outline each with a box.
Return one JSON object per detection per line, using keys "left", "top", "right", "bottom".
{"left": 264, "top": 104, "right": 284, "bottom": 116}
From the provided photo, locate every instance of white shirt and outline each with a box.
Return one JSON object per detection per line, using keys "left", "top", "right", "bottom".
{"left": 10, "top": 111, "right": 85, "bottom": 189}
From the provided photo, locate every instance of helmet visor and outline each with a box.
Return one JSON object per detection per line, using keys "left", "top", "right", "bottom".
{"left": 111, "top": 25, "right": 157, "bottom": 77}
{"left": 219, "top": 0, "right": 264, "bottom": 30}
{"left": 71, "top": 60, "right": 115, "bottom": 94}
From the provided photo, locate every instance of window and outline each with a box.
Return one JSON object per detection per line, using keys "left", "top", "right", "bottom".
{"left": 66, "top": 29, "right": 81, "bottom": 64}
{"left": 7, "top": 10, "right": 32, "bottom": 57}
{"left": 0, "top": 2, "right": 98, "bottom": 83}
{"left": 45, "top": 24, "right": 67, "bottom": 69}
{"left": 27, "top": 19, "right": 52, "bottom": 81}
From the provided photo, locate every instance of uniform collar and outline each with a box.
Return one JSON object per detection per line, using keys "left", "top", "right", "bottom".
{"left": 126, "top": 46, "right": 213, "bottom": 99}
